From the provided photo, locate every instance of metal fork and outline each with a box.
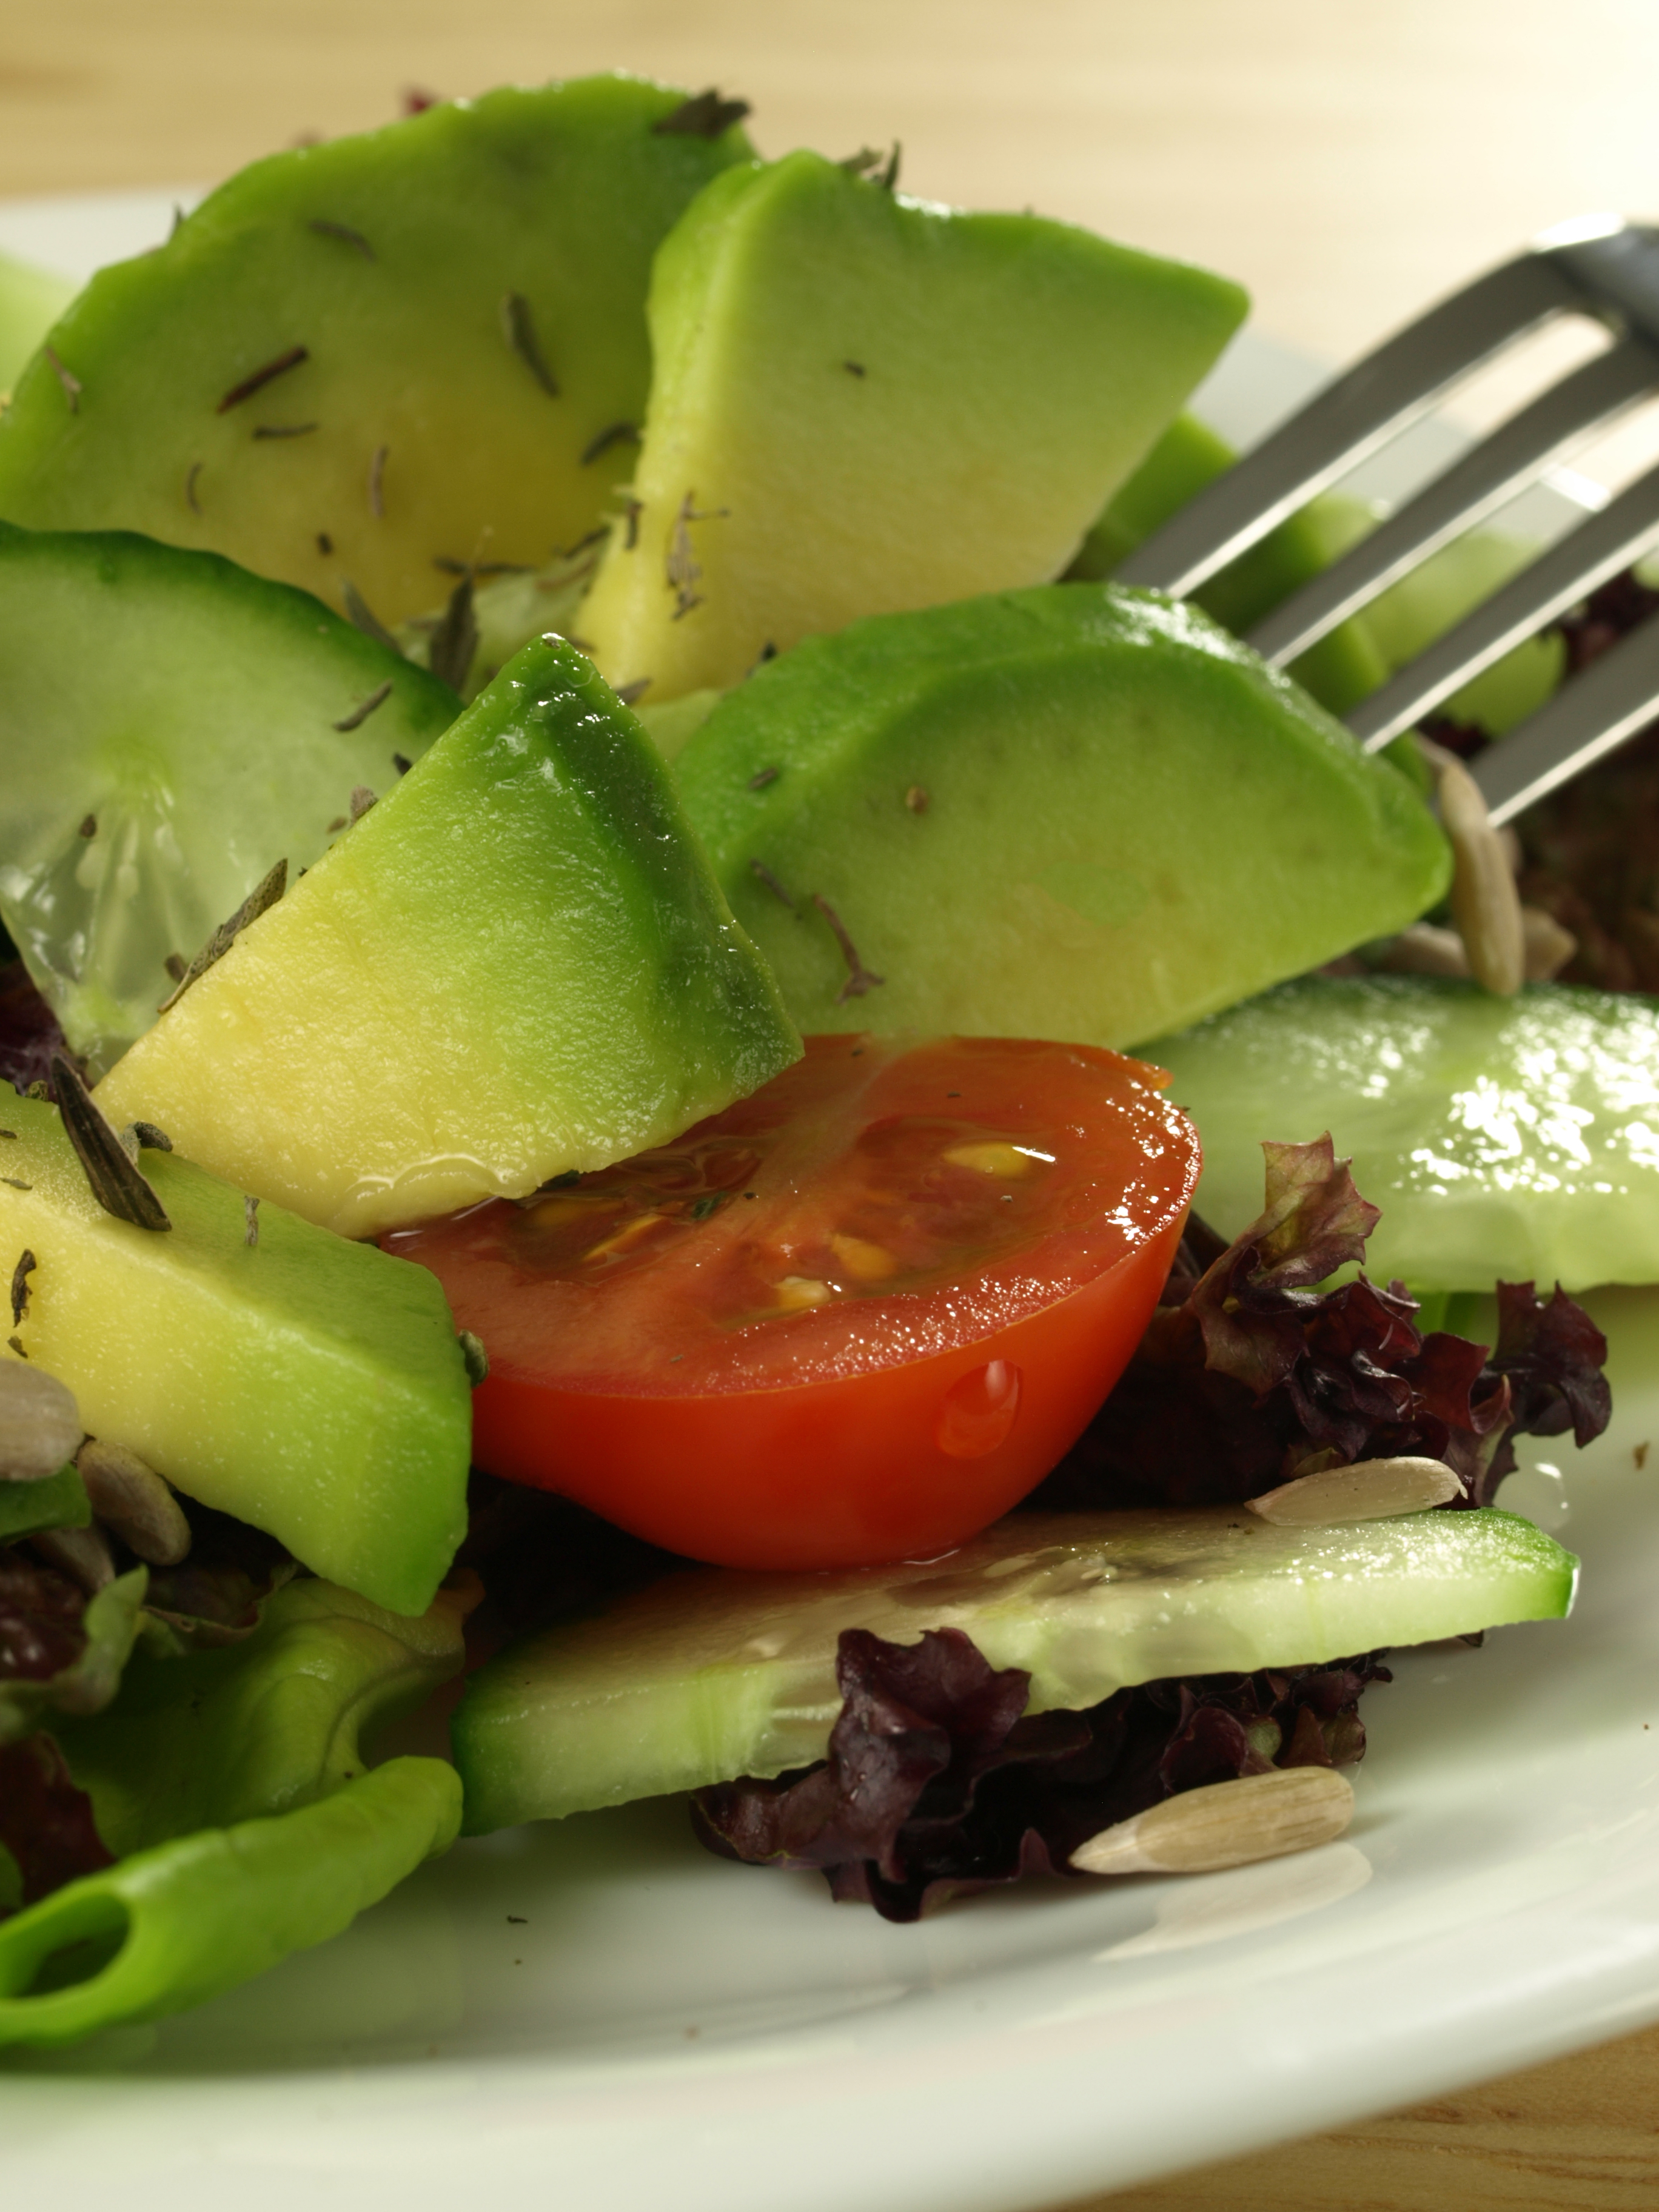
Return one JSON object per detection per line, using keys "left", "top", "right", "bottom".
{"left": 1116, "top": 215, "right": 1659, "bottom": 829}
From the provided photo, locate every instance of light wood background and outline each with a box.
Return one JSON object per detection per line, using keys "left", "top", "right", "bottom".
{"left": 6, "top": 3, "right": 1659, "bottom": 2204}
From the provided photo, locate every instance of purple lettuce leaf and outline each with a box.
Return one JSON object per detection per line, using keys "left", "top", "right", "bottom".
{"left": 0, "top": 1731, "right": 112, "bottom": 1914}
{"left": 693, "top": 1625, "right": 1389, "bottom": 1921}
{"left": 1034, "top": 1135, "right": 1609, "bottom": 1515}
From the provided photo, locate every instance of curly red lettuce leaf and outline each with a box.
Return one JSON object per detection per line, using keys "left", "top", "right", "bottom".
{"left": 0, "top": 1732, "right": 111, "bottom": 1914}
{"left": 1035, "top": 1134, "right": 1609, "bottom": 1515}
{"left": 693, "top": 1625, "right": 1388, "bottom": 1922}
{"left": 0, "top": 960, "right": 67, "bottom": 1098}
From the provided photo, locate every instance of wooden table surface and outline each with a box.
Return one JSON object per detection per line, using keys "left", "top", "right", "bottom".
{"left": 7, "top": 3, "right": 1659, "bottom": 2204}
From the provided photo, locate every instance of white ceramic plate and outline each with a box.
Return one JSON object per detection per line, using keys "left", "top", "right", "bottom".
{"left": 3, "top": 193, "right": 1658, "bottom": 2212}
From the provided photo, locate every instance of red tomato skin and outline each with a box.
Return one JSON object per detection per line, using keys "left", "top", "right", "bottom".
{"left": 468, "top": 1210, "right": 1184, "bottom": 1570}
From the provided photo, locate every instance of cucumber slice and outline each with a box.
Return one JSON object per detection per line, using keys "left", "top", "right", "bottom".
{"left": 1149, "top": 973, "right": 1659, "bottom": 1291}
{"left": 0, "top": 79, "right": 751, "bottom": 630}
{"left": 454, "top": 1504, "right": 1576, "bottom": 1831}
{"left": 0, "top": 523, "right": 457, "bottom": 1073}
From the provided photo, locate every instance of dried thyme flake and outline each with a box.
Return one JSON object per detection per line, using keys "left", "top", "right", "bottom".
{"left": 812, "top": 893, "right": 885, "bottom": 1002}
{"left": 162, "top": 952, "right": 188, "bottom": 984}
{"left": 500, "top": 293, "right": 559, "bottom": 398}
{"left": 747, "top": 765, "right": 780, "bottom": 791}
{"left": 666, "top": 492, "right": 729, "bottom": 621}
{"left": 837, "top": 147, "right": 883, "bottom": 176}
{"left": 905, "top": 785, "right": 930, "bottom": 813}
{"left": 333, "top": 679, "right": 394, "bottom": 732}
{"left": 217, "top": 344, "right": 309, "bottom": 414}
{"left": 0, "top": 1130, "right": 15, "bottom": 1140}
{"left": 316, "top": 531, "right": 333, "bottom": 555}
{"left": 458, "top": 1330, "right": 489, "bottom": 1386}
{"left": 309, "top": 217, "right": 375, "bottom": 260}
{"left": 368, "top": 442, "right": 388, "bottom": 518}
{"left": 52, "top": 1054, "right": 172, "bottom": 1233}
{"left": 686, "top": 1193, "right": 727, "bottom": 1222}
{"left": 243, "top": 1194, "right": 261, "bottom": 1249}
{"left": 341, "top": 578, "right": 400, "bottom": 653}
{"left": 348, "top": 785, "right": 377, "bottom": 824}
{"left": 877, "top": 142, "right": 902, "bottom": 192}
{"left": 392, "top": 752, "right": 412, "bottom": 776}
{"left": 615, "top": 678, "right": 651, "bottom": 708}
{"left": 652, "top": 90, "right": 751, "bottom": 139}
{"left": 186, "top": 461, "right": 204, "bottom": 513}
{"left": 623, "top": 498, "right": 643, "bottom": 552}
{"left": 842, "top": 360, "right": 867, "bottom": 378}
{"left": 0, "top": 1179, "right": 30, "bottom": 1193}
{"left": 78, "top": 814, "right": 97, "bottom": 839}
{"left": 750, "top": 858, "right": 796, "bottom": 911}
{"left": 580, "top": 421, "right": 640, "bottom": 467}
{"left": 44, "top": 346, "right": 81, "bottom": 412}
{"left": 7, "top": 1336, "right": 25, "bottom": 1359}
{"left": 9, "top": 1250, "right": 33, "bottom": 1329}
{"left": 128, "top": 1122, "right": 172, "bottom": 1153}
{"left": 427, "top": 574, "right": 477, "bottom": 692}
{"left": 253, "top": 421, "right": 319, "bottom": 440}
{"left": 158, "top": 856, "right": 287, "bottom": 1014}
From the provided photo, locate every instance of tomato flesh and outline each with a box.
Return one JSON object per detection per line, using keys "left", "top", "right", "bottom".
{"left": 386, "top": 1036, "right": 1199, "bottom": 1569}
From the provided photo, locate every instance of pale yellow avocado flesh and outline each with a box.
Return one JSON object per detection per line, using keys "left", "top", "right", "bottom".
{"left": 580, "top": 150, "right": 1247, "bottom": 701}
{"left": 95, "top": 636, "right": 800, "bottom": 1239}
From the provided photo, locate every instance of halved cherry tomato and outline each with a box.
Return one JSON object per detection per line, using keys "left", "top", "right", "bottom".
{"left": 386, "top": 1036, "right": 1199, "bottom": 1569}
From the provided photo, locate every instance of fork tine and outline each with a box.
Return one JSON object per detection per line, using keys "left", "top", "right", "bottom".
{"left": 1115, "top": 253, "right": 1580, "bottom": 598}
{"left": 1245, "top": 333, "right": 1659, "bottom": 668}
{"left": 1473, "top": 613, "right": 1659, "bottom": 825}
{"left": 1347, "top": 456, "right": 1659, "bottom": 751}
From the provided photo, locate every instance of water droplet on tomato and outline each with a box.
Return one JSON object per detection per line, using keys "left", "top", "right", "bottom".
{"left": 936, "top": 1359, "right": 1022, "bottom": 1458}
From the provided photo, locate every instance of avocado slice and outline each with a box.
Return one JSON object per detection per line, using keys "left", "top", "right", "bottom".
{"left": 0, "top": 521, "right": 458, "bottom": 1075}
{"left": 580, "top": 149, "right": 1247, "bottom": 702}
{"left": 674, "top": 583, "right": 1450, "bottom": 1048}
{"left": 1150, "top": 973, "right": 1659, "bottom": 1292}
{"left": 454, "top": 1504, "right": 1578, "bottom": 1829}
{"left": 96, "top": 635, "right": 802, "bottom": 1239}
{"left": 0, "top": 78, "right": 751, "bottom": 628}
{"left": 0, "top": 1092, "right": 470, "bottom": 1615}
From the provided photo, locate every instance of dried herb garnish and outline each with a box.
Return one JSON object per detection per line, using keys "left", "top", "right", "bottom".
{"left": 216, "top": 344, "right": 309, "bottom": 414}
{"left": 50, "top": 1056, "right": 170, "bottom": 1234}
{"left": 1036, "top": 1135, "right": 1610, "bottom": 1515}
{"left": 368, "top": 441, "right": 388, "bottom": 518}
{"left": 694, "top": 1625, "right": 1389, "bottom": 1921}
{"left": 185, "top": 461, "right": 203, "bottom": 512}
{"left": 158, "top": 857, "right": 286, "bottom": 1015}
{"left": 428, "top": 574, "right": 478, "bottom": 692}
{"left": 309, "top": 216, "right": 375, "bottom": 260}
{"left": 458, "top": 1331, "right": 489, "bottom": 1386}
{"left": 622, "top": 498, "right": 643, "bottom": 552}
{"left": 838, "top": 147, "right": 883, "bottom": 176}
{"left": 652, "top": 90, "right": 751, "bottom": 139}
{"left": 615, "top": 678, "right": 651, "bottom": 707}
{"left": 77, "top": 814, "right": 96, "bottom": 840}
{"left": 750, "top": 858, "right": 796, "bottom": 910}
{"left": 348, "top": 785, "right": 377, "bottom": 823}
{"left": 317, "top": 530, "right": 333, "bottom": 555}
{"left": 500, "top": 292, "right": 559, "bottom": 397}
{"left": 8, "top": 1251, "right": 33, "bottom": 1330}
{"left": 905, "top": 785, "right": 929, "bottom": 813}
{"left": 341, "top": 577, "right": 399, "bottom": 652}
{"left": 42, "top": 347, "right": 81, "bottom": 413}
{"left": 665, "top": 491, "right": 727, "bottom": 620}
{"left": 333, "top": 678, "right": 393, "bottom": 732}
{"left": 812, "top": 893, "right": 884, "bottom": 1000}
{"left": 126, "top": 1122, "right": 172, "bottom": 1153}
{"left": 580, "top": 421, "right": 640, "bottom": 466}
{"left": 843, "top": 360, "right": 867, "bottom": 378}
{"left": 748, "top": 765, "right": 780, "bottom": 790}
{"left": 877, "top": 142, "right": 902, "bottom": 192}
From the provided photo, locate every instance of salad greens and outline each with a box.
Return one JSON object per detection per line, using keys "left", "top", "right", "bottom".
{"left": 0, "top": 70, "right": 1637, "bottom": 2045}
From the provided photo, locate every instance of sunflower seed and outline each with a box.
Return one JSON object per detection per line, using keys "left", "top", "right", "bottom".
{"left": 1071, "top": 1766, "right": 1354, "bottom": 1877}
{"left": 77, "top": 1438, "right": 191, "bottom": 1566}
{"left": 32, "top": 1522, "right": 115, "bottom": 1594}
{"left": 1424, "top": 742, "right": 1524, "bottom": 996}
{"left": 1247, "top": 1455, "right": 1461, "bottom": 1526}
{"left": 0, "top": 1360, "right": 82, "bottom": 1481}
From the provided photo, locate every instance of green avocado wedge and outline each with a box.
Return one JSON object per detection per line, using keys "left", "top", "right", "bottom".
{"left": 0, "top": 521, "right": 458, "bottom": 1074}
{"left": 97, "top": 635, "right": 802, "bottom": 1238}
{"left": 454, "top": 1504, "right": 1577, "bottom": 1830}
{"left": 0, "top": 1093, "right": 471, "bottom": 1615}
{"left": 0, "top": 78, "right": 752, "bottom": 628}
{"left": 1150, "top": 973, "right": 1659, "bottom": 1291}
{"left": 673, "top": 583, "right": 1450, "bottom": 1048}
{"left": 580, "top": 149, "right": 1245, "bottom": 700}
